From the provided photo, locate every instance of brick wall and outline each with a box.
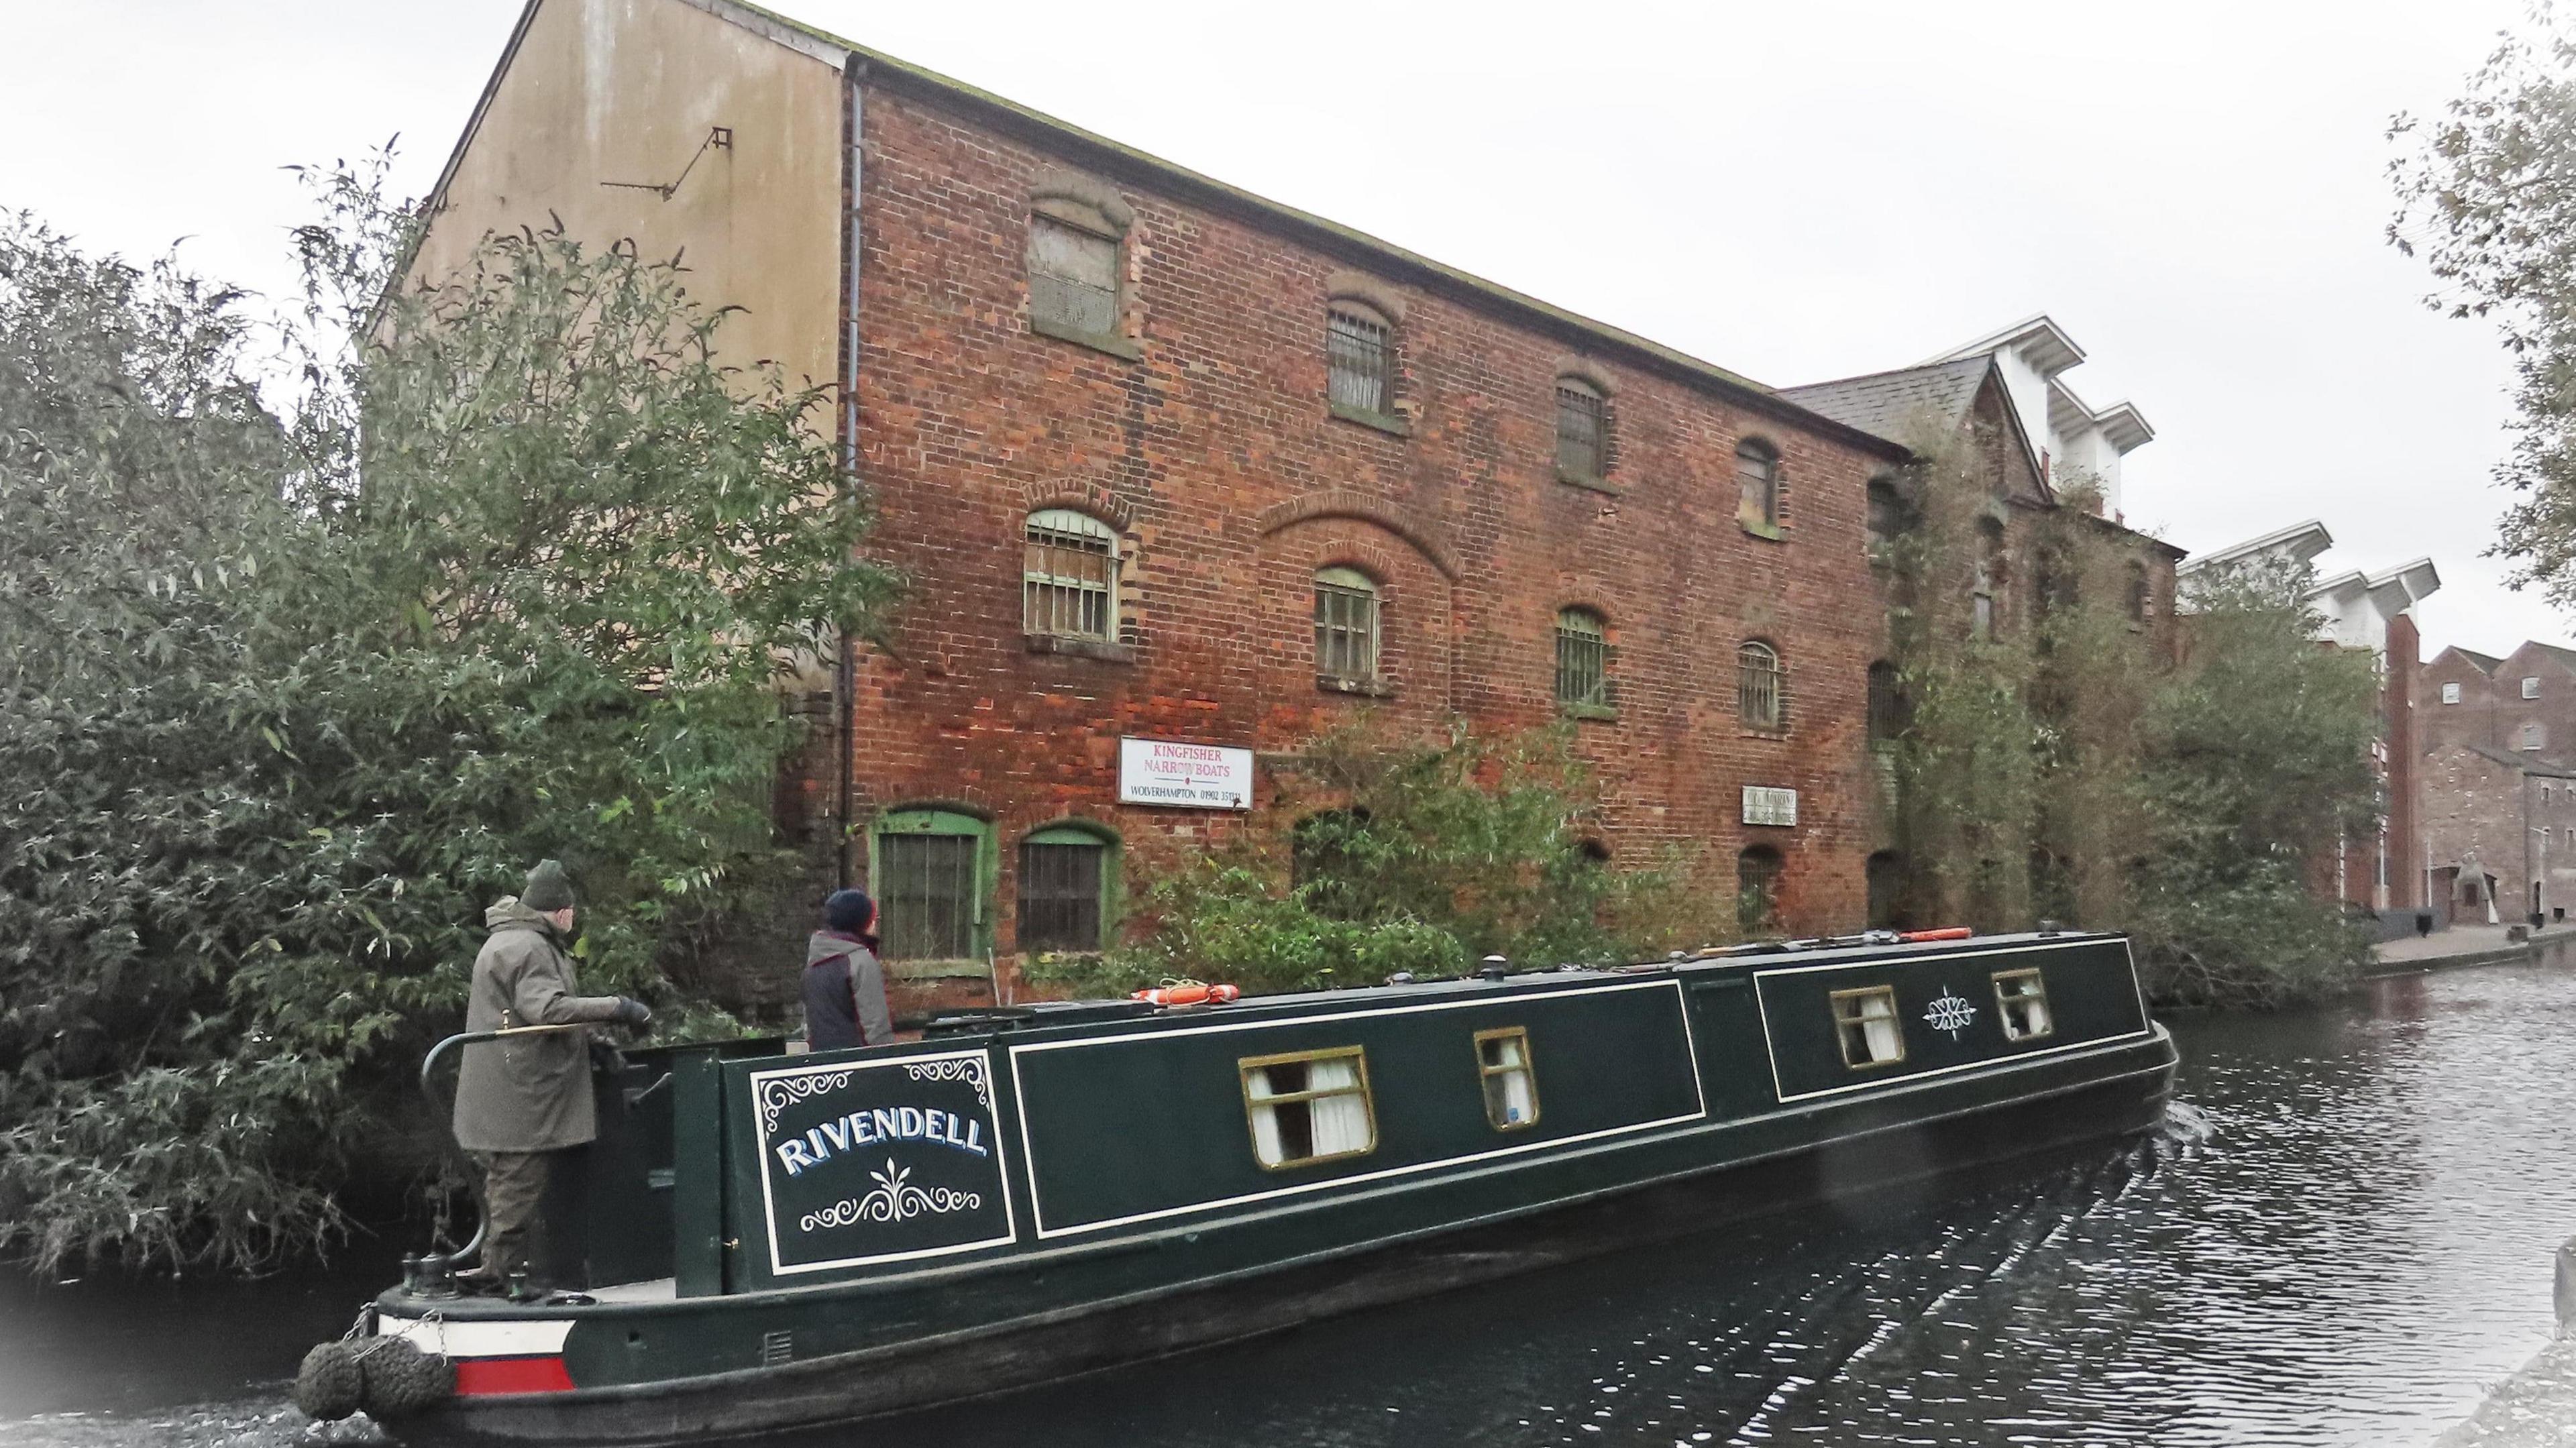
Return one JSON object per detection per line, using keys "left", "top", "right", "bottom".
{"left": 2420, "top": 742, "right": 2576, "bottom": 922}
{"left": 834, "top": 79, "right": 1907, "bottom": 1000}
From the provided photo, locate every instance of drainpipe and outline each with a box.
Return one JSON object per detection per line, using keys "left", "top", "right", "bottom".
{"left": 835, "top": 56, "right": 868, "bottom": 888}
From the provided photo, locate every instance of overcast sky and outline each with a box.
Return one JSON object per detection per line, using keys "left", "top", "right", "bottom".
{"left": 3, "top": 0, "right": 2551, "bottom": 656}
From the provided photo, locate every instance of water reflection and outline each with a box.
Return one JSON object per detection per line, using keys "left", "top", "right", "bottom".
{"left": 8, "top": 962, "right": 2576, "bottom": 1445}
{"left": 849, "top": 962, "right": 2576, "bottom": 1447}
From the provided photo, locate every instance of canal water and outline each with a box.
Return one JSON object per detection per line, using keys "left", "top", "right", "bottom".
{"left": 9, "top": 958, "right": 2576, "bottom": 1445}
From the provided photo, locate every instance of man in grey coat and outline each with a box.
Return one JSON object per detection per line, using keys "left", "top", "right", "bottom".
{"left": 452, "top": 859, "right": 649, "bottom": 1292}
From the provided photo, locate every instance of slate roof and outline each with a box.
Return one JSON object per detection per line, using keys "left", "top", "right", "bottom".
{"left": 2459, "top": 741, "right": 2576, "bottom": 777}
{"left": 2452, "top": 648, "right": 2503, "bottom": 673}
{"left": 1775, "top": 356, "right": 1996, "bottom": 449}
{"left": 2536, "top": 643, "right": 2576, "bottom": 672}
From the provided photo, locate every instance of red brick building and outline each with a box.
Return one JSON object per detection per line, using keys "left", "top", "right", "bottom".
{"left": 2419, "top": 640, "right": 2576, "bottom": 924}
{"left": 414, "top": 0, "right": 2177, "bottom": 1006}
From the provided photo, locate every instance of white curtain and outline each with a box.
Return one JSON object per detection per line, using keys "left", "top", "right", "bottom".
{"left": 1493, "top": 1067, "right": 1535, "bottom": 1125}
{"left": 1246, "top": 1068, "right": 1287, "bottom": 1166}
{"left": 1305, "top": 1057, "right": 1372, "bottom": 1156}
{"left": 2015, "top": 993, "right": 2053, "bottom": 1038}
{"left": 1860, "top": 998, "right": 1902, "bottom": 1062}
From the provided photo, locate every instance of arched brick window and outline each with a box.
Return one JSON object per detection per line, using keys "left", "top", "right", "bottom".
{"left": 1556, "top": 608, "right": 1611, "bottom": 710}
{"left": 1556, "top": 376, "right": 1609, "bottom": 482}
{"left": 1738, "top": 640, "right": 1786, "bottom": 731}
{"left": 1738, "top": 845, "right": 1784, "bottom": 933}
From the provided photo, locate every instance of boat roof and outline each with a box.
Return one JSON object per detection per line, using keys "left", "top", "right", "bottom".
{"left": 925, "top": 930, "right": 2121, "bottom": 1036}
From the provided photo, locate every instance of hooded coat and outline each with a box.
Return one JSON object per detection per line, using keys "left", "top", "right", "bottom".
{"left": 803, "top": 931, "right": 894, "bottom": 1051}
{"left": 452, "top": 897, "right": 628, "bottom": 1153}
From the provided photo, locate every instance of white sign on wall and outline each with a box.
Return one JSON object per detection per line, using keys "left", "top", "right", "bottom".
{"left": 1118, "top": 738, "right": 1254, "bottom": 811}
{"left": 1741, "top": 785, "right": 1799, "bottom": 828}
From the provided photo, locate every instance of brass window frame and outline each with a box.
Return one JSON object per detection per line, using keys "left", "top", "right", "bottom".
{"left": 1238, "top": 1045, "right": 1378, "bottom": 1170}
{"left": 1991, "top": 967, "right": 2055, "bottom": 1042}
{"left": 1829, "top": 985, "right": 1907, "bottom": 1069}
{"left": 1473, "top": 1026, "right": 1541, "bottom": 1131}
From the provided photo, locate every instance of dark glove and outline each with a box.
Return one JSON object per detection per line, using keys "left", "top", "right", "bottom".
{"left": 612, "top": 997, "right": 653, "bottom": 1027}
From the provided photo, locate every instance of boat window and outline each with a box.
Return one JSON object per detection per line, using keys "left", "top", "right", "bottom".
{"left": 1993, "top": 968, "right": 2055, "bottom": 1042}
{"left": 1475, "top": 1027, "right": 1540, "bottom": 1130}
{"left": 1240, "top": 1048, "right": 1376, "bottom": 1169}
{"left": 1831, "top": 987, "right": 1906, "bottom": 1069}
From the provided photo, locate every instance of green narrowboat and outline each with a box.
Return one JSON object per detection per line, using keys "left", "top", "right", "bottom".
{"left": 326, "top": 929, "right": 2174, "bottom": 1445}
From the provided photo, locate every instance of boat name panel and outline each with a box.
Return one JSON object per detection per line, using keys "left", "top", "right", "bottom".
{"left": 739, "top": 1048, "right": 1018, "bottom": 1277}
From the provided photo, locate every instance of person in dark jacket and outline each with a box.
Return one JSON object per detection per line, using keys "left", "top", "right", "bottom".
{"left": 451, "top": 859, "right": 651, "bottom": 1293}
{"left": 804, "top": 888, "right": 894, "bottom": 1051}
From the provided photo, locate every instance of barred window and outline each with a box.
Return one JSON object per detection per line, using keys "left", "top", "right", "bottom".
{"left": 1737, "top": 439, "right": 1781, "bottom": 530}
{"left": 1328, "top": 308, "right": 1392, "bottom": 414}
{"left": 1023, "top": 508, "right": 1117, "bottom": 639}
{"left": 878, "top": 829, "right": 982, "bottom": 962}
{"left": 1867, "top": 661, "right": 1906, "bottom": 744}
{"left": 2126, "top": 560, "right": 2151, "bottom": 624}
{"left": 1737, "top": 640, "right": 1784, "bottom": 731}
{"left": 1028, "top": 215, "right": 1120, "bottom": 338}
{"left": 1018, "top": 832, "right": 1107, "bottom": 953}
{"left": 1556, "top": 380, "right": 1607, "bottom": 480}
{"left": 1556, "top": 608, "right": 1609, "bottom": 710}
{"left": 1314, "top": 567, "right": 1381, "bottom": 681}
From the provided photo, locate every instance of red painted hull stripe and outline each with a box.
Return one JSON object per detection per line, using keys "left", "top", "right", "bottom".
{"left": 454, "top": 1355, "right": 576, "bottom": 1396}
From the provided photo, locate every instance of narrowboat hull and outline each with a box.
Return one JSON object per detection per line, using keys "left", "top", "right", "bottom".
{"left": 364, "top": 933, "right": 2176, "bottom": 1445}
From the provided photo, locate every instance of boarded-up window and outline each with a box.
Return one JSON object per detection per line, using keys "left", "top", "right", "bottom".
{"left": 1023, "top": 509, "right": 1116, "bottom": 638}
{"left": 1738, "top": 640, "right": 1784, "bottom": 730}
{"left": 1314, "top": 567, "right": 1381, "bottom": 681}
{"left": 1737, "top": 440, "right": 1780, "bottom": 529}
{"left": 1866, "top": 477, "right": 1906, "bottom": 549}
{"left": 1556, "top": 608, "right": 1609, "bottom": 708}
{"left": 1028, "top": 215, "right": 1119, "bottom": 337}
{"left": 1556, "top": 380, "right": 1607, "bottom": 480}
{"left": 879, "top": 830, "right": 980, "bottom": 961}
{"left": 1328, "top": 309, "right": 1391, "bottom": 413}
{"left": 1018, "top": 834, "right": 1106, "bottom": 952}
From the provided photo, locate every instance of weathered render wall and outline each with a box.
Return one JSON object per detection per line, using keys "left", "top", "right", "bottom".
{"left": 844, "top": 76, "right": 1902, "bottom": 974}
{"left": 410, "top": 0, "right": 843, "bottom": 397}
{"left": 2422, "top": 743, "right": 2576, "bottom": 922}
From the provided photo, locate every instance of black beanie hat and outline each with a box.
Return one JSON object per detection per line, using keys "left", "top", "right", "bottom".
{"left": 824, "top": 888, "right": 875, "bottom": 934}
{"left": 523, "top": 858, "right": 576, "bottom": 913}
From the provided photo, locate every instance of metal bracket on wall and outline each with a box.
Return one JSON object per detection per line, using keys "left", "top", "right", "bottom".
{"left": 600, "top": 126, "right": 733, "bottom": 201}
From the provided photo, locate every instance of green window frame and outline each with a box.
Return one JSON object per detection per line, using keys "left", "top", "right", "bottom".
{"left": 871, "top": 809, "right": 996, "bottom": 963}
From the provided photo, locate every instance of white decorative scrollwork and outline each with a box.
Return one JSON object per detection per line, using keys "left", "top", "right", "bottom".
{"left": 798, "top": 1159, "right": 983, "bottom": 1233}
{"left": 757, "top": 1069, "right": 860, "bottom": 1133}
{"left": 903, "top": 1056, "right": 993, "bottom": 1109}
{"left": 1923, "top": 987, "right": 1978, "bottom": 1040}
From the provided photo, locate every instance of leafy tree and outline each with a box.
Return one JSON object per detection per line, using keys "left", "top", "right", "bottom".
{"left": 0, "top": 158, "right": 890, "bottom": 1274}
{"left": 2392, "top": 7, "right": 2576, "bottom": 604}
{"left": 2129, "top": 563, "right": 2380, "bottom": 1008}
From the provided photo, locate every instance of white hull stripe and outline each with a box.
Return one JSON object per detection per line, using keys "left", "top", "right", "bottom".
{"left": 380, "top": 1313, "right": 575, "bottom": 1359}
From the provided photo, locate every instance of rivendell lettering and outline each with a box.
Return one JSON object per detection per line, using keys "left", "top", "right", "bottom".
{"left": 775, "top": 1102, "right": 989, "bottom": 1176}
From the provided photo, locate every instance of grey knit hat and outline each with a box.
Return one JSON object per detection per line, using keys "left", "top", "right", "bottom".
{"left": 522, "top": 858, "right": 576, "bottom": 913}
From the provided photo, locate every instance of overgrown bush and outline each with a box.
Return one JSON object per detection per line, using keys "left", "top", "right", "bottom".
{"left": 1026, "top": 720, "right": 1720, "bottom": 998}
{"left": 0, "top": 157, "right": 890, "bottom": 1274}
{"left": 1880, "top": 421, "right": 2379, "bottom": 1008}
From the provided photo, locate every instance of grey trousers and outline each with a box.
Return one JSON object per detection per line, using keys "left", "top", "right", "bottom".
{"left": 474, "top": 1148, "right": 572, "bottom": 1283}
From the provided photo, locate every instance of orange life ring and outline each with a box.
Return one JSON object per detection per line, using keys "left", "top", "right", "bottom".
{"left": 1130, "top": 982, "right": 1240, "bottom": 1007}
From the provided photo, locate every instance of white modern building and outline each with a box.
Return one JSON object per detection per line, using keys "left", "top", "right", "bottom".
{"left": 1919, "top": 315, "right": 2155, "bottom": 522}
